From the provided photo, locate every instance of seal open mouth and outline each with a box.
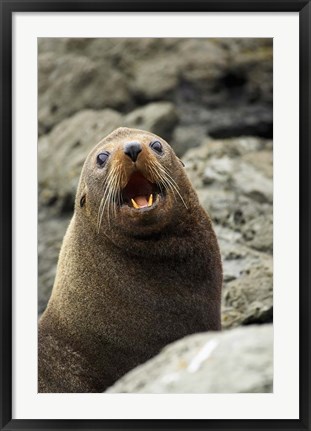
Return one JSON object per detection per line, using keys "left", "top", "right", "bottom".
{"left": 121, "top": 172, "right": 161, "bottom": 209}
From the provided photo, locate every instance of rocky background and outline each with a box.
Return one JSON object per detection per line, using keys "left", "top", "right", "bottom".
{"left": 38, "top": 38, "right": 273, "bottom": 393}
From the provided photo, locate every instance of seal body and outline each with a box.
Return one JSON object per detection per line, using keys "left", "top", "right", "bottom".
{"left": 38, "top": 127, "right": 222, "bottom": 393}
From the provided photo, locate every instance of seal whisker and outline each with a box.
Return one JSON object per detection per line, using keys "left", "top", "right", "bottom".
{"left": 98, "top": 166, "right": 119, "bottom": 232}
{"left": 106, "top": 173, "right": 119, "bottom": 227}
{"left": 163, "top": 176, "right": 188, "bottom": 210}
{"left": 111, "top": 167, "right": 123, "bottom": 219}
{"left": 98, "top": 168, "right": 116, "bottom": 207}
{"left": 110, "top": 171, "right": 121, "bottom": 220}
{"left": 157, "top": 164, "right": 183, "bottom": 192}
{"left": 149, "top": 161, "right": 188, "bottom": 210}
{"left": 159, "top": 167, "right": 188, "bottom": 209}
{"left": 98, "top": 186, "right": 111, "bottom": 232}
{"left": 98, "top": 165, "right": 126, "bottom": 232}
{"left": 97, "top": 197, "right": 105, "bottom": 233}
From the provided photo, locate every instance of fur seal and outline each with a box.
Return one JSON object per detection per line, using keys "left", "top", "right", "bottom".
{"left": 38, "top": 127, "right": 222, "bottom": 393}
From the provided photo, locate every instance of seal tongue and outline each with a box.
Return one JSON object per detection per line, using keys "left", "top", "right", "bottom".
{"left": 131, "top": 196, "right": 149, "bottom": 208}
{"left": 131, "top": 194, "right": 153, "bottom": 209}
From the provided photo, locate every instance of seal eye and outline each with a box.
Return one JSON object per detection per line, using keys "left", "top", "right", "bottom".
{"left": 97, "top": 151, "right": 110, "bottom": 167}
{"left": 150, "top": 141, "right": 163, "bottom": 155}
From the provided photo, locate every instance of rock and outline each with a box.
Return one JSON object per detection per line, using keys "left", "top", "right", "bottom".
{"left": 182, "top": 141, "right": 214, "bottom": 190}
{"left": 88, "top": 38, "right": 167, "bottom": 65}
{"left": 38, "top": 109, "right": 123, "bottom": 213}
{"left": 183, "top": 136, "right": 272, "bottom": 182}
{"left": 199, "top": 189, "right": 271, "bottom": 235}
{"left": 241, "top": 214, "right": 273, "bottom": 253}
{"left": 202, "top": 192, "right": 240, "bottom": 227}
{"left": 178, "top": 39, "right": 228, "bottom": 92}
{"left": 38, "top": 53, "right": 129, "bottom": 134}
{"left": 172, "top": 39, "right": 272, "bottom": 139}
{"left": 124, "top": 102, "right": 178, "bottom": 141}
{"left": 38, "top": 38, "right": 273, "bottom": 140}
{"left": 130, "top": 56, "right": 179, "bottom": 101}
{"left": 38, "top": 38, "right": 68, "bottom": 56}
{"left": 221, "top": 251, "right": 273, "bottom": 329}
{"left": 229, "top": 41, "right": 273, "bottom": 105}
{"left": 184, "top": 140, "right": 273, "bottom": 205}
{"left": 184, "top": 138, "right": 273, "bottom": 225}
{"left": 106, "top": 324, "right": 273, "bottom": 393}
{"left": 222, "top": 275, "right": 273, "bottom": 329}
{"left": 205, "top": 105, "right": 273, "bottom": 139}
{"left": 202, "top": 156, "right": 235, "bottom": 185}
{"left": 233, "top": 162, "right": 273, "bottom": 204}
{"left": 211, "top": 223, "right": 273, "bottom": 330}
{"left": 242, "top": 150, "right": 273, "bottom": 178}
{"left": 201, "top": 136, "right": 265, "bottom": 158}
{"left": 219, "top": 234, "right": 272, "bottom": 280}
{"left": 171, "top": 125, "right": 207, "bottom": 157}
{"left": 184, "top": 138, "right": 273, "bottom": 267}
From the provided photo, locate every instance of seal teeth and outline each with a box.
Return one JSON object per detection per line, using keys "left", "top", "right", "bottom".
{"left": 131, "top": 198, "right": 140, "bottom": 209}
{"left": 148, "top": 194, "right": 153, "bottom": 207}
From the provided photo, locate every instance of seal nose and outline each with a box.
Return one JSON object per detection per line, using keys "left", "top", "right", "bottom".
{"left": 124, "top": 142, "right": 142, "bottom": 162}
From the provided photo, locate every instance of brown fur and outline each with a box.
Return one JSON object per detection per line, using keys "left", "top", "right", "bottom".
{"left": 38, "top": 127, "right": 222, "bottom": 393}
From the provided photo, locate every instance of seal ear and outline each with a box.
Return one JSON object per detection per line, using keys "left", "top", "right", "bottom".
{"left": 79, "top": 185, "right": 88, "bottom": 208}
{"left": 80, "top": 195, "right": 86, "bottom": 208}
{"left": 178, "top": 158, "right": 185, "bottom": 167}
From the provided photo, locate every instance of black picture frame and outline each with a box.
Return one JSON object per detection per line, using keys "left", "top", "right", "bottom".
{"left": 1, "top": 1, "right": 310, "bottom": 430}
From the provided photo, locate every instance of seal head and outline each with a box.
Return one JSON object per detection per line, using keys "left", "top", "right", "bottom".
{"left": 78, "top": 127, "right": 195, "bottom": 253}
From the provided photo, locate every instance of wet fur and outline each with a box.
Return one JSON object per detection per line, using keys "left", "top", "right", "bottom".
{"left": 38, "top": 127, "right": 222, "bottom": 393}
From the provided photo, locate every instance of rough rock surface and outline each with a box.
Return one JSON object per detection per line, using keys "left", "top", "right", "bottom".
{"left": 182, "top": 137, "right": 273, "bottom": 330}
{"left": 124, "top": 102, "right": 178, "bottom": 141}
{"left": 38, "top": 52, "right": 130, "bottom": 135}
{"left": 38, "top": 38, "right": 272, "bottom": 142}
{"left": 106, "top": 324, "right": 273, "bottom": 393}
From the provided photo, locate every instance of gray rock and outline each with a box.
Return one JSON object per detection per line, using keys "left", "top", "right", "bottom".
{"left": 233, "top": 162, "right": 273, "bottom": 204}
{"left": 171, "top": 125, "right": 207, "bottom": 157}
{"left": 184, "top": 138, "right": 273, "bottom": 206}
{"left": 202, "top": 156, "right": 235, "bottom": 185}
{"left": 197, "top": 188, "right": 237, "bottom": 225}
{"left": 130, "top": 56, "right": 179, "bottom": 101}
{"left": 231, "top": 41, "right": 273, "bottom": 105}
{"left": 221, "top": 255, "right": 273, "bottom": 329}
{"left": 205, "top": 225, "right": 273, "bottom": 329}
{"left": 106, "top": 324, "right": 273, "bottom": 393}
{"left": 241, "top": 214, "right": 273, "bottom": 253}
{"left": 202, "top": 136, "right": 271, "bottom": 159}
{"left": 38, "top": 109, "right": 123, "bottom": 212}
{"left": 38, "top": 38, "right": 272, "bottom": 140}
{"left": 219, "top": 234, "right": 272, "bottom": 281}
{"left": 242, "top": 150, "right": 273, "bottom": 179}
{"left": 178, "top": 39, "right": 228, "bottom": 91}
{"left": 38, "top": 38, "right": 68, "bottom": 55}
{"left": 124, "top": 102, "right": 178, "bottom": 141}
{"left": 206, "top": 105, "right": 273, "bottom": 140}
{"left": 183, "top": 136, "right": 271, "bottom": 184}
{"left": 38, "top": 53, "right": 129, "bottom": 134}
{"left": 199, "top": 190, "right": 271, "bottom": 237}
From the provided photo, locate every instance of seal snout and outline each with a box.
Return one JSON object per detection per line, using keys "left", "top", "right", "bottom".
{"left": 124, "top": 142, "right": 142, "bottom": 162}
